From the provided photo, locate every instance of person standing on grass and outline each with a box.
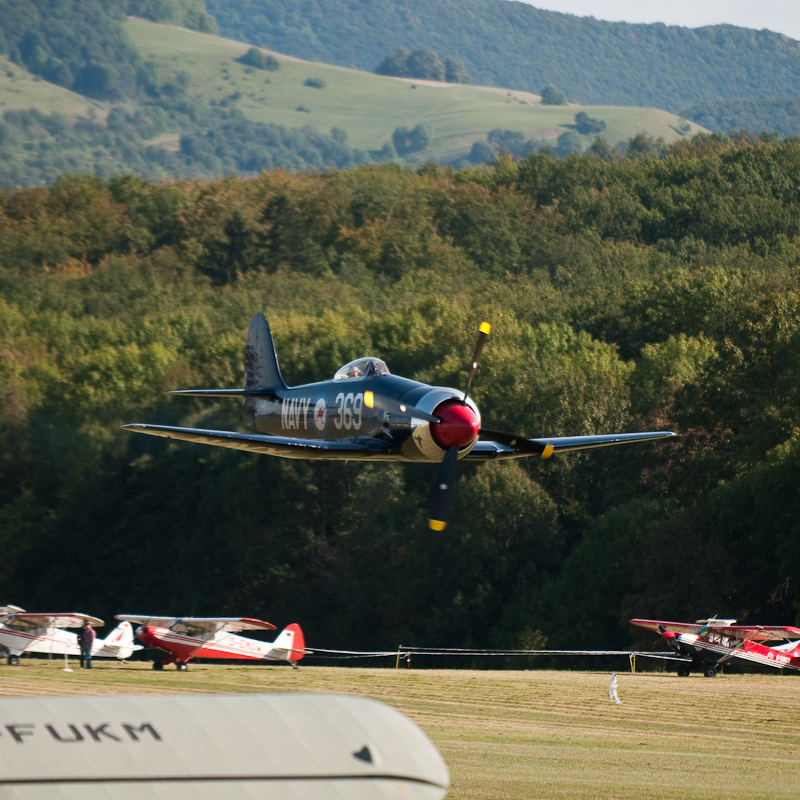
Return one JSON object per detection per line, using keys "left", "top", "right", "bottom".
{"left": 80, "top": 620, "right": 96, "bottom": 669}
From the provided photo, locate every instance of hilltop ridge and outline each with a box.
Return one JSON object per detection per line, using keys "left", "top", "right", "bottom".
{"left": 205, "top": 0, "right": 800, "bottom": 112}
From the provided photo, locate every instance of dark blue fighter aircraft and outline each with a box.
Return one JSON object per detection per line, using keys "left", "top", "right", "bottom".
{"left": 124, "top": 314, "right": 676, "bottom": 530}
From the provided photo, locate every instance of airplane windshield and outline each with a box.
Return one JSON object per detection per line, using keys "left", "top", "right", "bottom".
{"left": 334, "top": 357, "right": 390, "bottom": 380}
{"left": 3, "top": 617, "right": 38, "bottom": 631}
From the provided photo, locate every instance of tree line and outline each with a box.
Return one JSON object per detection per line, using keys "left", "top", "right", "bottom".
{"left": 2, "top": 137, "right": 800, "bottom": 659}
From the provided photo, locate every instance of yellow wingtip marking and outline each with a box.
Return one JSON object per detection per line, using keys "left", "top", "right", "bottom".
{"left": 479, "top": 321, "right": 491, "bottom": 335}
{"left": 364, "top": 390, "right": 374, "bottom": 409}
{"left": 429, "top": 519, "right": 447, "bottom": 531}
{"left": 542, "top": 444, "right": 554, "bottom": 459}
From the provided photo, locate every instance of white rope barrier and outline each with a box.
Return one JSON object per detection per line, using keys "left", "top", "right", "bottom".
{"left": 307, "top": 647, "right": 681, "bottom": 662}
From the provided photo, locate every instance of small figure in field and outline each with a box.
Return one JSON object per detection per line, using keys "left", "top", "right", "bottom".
{"left": 80, "top": 620, "right": 96, "bottom": 669}
{"left": 609, "top": 671, "right": 622, "bottom": 704}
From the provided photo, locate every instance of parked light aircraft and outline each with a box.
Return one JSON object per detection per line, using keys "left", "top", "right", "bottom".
{"left": 631, "top": 617, "right": 800, "bottom": 677}
{"left": 116, "top": 615, "right": 306, "bottom": 670}
{"left": 0, "top": 605, "right": 139, "bottom": 665}
{"left": 124, "top": 313, "right": 676, "bottom": 530}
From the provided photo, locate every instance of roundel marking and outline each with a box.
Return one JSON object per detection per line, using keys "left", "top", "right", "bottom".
{"left": 314, "top": 396, "right": 327, "bottom": 432}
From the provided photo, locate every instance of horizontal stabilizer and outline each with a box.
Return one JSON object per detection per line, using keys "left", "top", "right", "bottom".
{"left": 170, "top": 389, "right": 279, "bottom": 399}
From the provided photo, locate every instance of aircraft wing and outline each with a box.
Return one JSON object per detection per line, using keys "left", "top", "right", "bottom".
{"left": 631, "top": 619, "right": 708, "bottom": 635}
{"left": 122, "top": 424, "right": 395, "bottom": 460}
{"left": 172, "top": 617, "right": 277, "bottom": 634}
{"left": 115, "top": 615, "right": 177, "bottom": 627}
{"left": 0, "top": 694, "right": 449, "bottom": 800}
{"left": 709, "top": 625, "right": 800, "bottom": 642}
{"left": 116, "top": 615, "right": 277, "bottom": 634}
{"left": 467, "top": 431, "right": 677, "bottom": 461}
{"left": 8, "top": 613, "right": 103, "bottom": 629}
{"left": 632, "top": 618, "right": 800, "bottom": 641}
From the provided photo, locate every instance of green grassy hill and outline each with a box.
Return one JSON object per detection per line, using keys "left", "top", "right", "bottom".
{"left": 124, "top": 19, "right": 701, "bottom": 159}
{"left": 0, "top": 18, "right": 703, "bottom": 187}
{"left": 0, "top": 58, "right": 103, "bottom": 117}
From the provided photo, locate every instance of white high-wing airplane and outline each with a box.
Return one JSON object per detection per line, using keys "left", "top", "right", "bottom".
{"left": 0, "top": 605, "right": 140, "bottom": 665}
{"left": 116, "top": 615, "right": 307, "bottom": 670}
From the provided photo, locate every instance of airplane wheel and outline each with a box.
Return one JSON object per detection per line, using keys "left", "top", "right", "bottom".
{"left": 703, "top": 664, "right": 718, "bottom": 678}
{"left": 8, "top": 655, "right": 19, "bottom": 666}
{"left": 176, "top": 662, "right": 188, "bottom": 671}
{"left": 152, "top": 661, "right": 164, "bottom": 671}
{"left": 677, "top": 666, "right": 690, "bottom": 677}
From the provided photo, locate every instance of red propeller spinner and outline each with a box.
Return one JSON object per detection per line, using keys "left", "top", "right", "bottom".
{"left": 430, "top": 400, "right": 480, "bottom": 450}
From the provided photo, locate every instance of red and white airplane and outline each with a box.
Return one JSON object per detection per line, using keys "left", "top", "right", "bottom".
{"left": 116, "top": 615, "right": 306, "bottom": 670}
{"left": 632, "top": 617, "right": 800, "bottom": 677}
{"left": 0, "top": 605, "right": 139, "bottom": 665}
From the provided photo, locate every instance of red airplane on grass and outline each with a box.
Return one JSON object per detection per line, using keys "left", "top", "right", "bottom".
{"left": 632, "top": 618, "right": 800, "bottom": 677}
{"left": 116, "top": 615, "right": 306, "bottom": 670}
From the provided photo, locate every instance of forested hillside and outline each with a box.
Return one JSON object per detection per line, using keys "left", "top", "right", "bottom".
{"left": 0, "top": 15, "right": 701, "bottom": 189}
{"left": 681, "top": 97, "right": 800, "bottom": 138}
{"left": 3, "top": 137, "right": 800, "bottom": 654}
{"left": 0, "top": 0, "right": 216, "bottom": 100}
{"left": 205, "top": 0, "right": 800, "bottom": 112}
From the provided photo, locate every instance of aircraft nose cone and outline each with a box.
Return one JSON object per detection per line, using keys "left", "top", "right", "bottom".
{"left": 431, "top": 400, "right": 480, "bottom": 449}
{"left": 136, "top": 626, "right": 157, "bottom": 646}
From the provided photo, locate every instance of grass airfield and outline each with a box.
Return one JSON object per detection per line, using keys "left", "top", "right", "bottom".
{"left": 2, "top": 662, "right": 799, "bottom": 799}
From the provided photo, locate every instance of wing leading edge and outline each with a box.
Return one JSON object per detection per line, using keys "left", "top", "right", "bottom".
{"left": 116, "top": 615, "right": 277, "bottom": 634}
{"left": 467, "top": 431, "right": 677, "bottom": 461}
{"left": 6, "top": 613, "right": 104, "bottom": 629}
{"left": 122, "top": 424, "right": 395, "bottom": 460}
{"left": 632, "top": 618, "right": 800, "bottom": 642}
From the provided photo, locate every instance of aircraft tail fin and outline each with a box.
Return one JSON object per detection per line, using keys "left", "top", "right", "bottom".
{"left": 94, "top": 620, "right": 140, "bottom": 659}
{"left": 243, "top": 313, "right": 287, "bottom": 428}
{"left": 245, "top": 313, "right": 287, "bottom": 392}
{"left": 268, "top": 623, "right": 305, "bottom": 662}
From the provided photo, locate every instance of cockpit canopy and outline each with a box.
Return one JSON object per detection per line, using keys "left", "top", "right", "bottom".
{"left": 333, "top": 357, "right": 390, "bottom": 380}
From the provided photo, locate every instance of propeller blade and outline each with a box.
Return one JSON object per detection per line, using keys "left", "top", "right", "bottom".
{"left": 461, "top": 322, "right": 491, "bottom": 405}
{"left": 479, "top": 428, "right": 554, "bottom": 458}
{"left": 363, "top": 391, "right": 441, "bottom": 424}
{"left": 429, "top": 445, "right": 459, "bottom": 531}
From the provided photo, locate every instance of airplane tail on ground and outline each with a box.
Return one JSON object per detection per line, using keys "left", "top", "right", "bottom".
{"left": 95, "top": 620, "right": 140, "bottom": 659}
{"left": 268, "top": 623, "right": 305, "bottom": 662}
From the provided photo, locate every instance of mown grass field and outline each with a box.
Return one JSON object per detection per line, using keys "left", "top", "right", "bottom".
{"left": 2, "top": 661, "right": 798, "bottom": 799}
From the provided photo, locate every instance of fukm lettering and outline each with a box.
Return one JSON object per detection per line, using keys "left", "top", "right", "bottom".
{"left": 2, "top": 722, "right": 162, "bottom": 744}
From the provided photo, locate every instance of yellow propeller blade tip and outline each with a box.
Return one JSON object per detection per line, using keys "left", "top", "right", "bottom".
{"left": 479, "top": 322, "right": 491, "bottom": 335}
{"left": 429, "top": 519, "right": 447, "bottom": 531}
{"left": 542, "top": 444, "right": 554, "bottom": 459}
{"left": 364, "top": 390, "right": 374, "bottom": 409}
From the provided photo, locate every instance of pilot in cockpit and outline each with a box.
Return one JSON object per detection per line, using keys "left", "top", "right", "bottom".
{"left": 334, "top": 357, "right": 390, "bottom": 381}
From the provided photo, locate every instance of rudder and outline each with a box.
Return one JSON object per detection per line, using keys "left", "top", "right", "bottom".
{"left": 243, "top": 313, "right": 287, "bottom": 429}
{"left": 95, "top": 620, "right": 139, "bottom": 660}
{"left": 244, "top": 313, "right": 287, "bottom": 392}
{"left": 269, "top": 623, "right": 305, "bottom": 662}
